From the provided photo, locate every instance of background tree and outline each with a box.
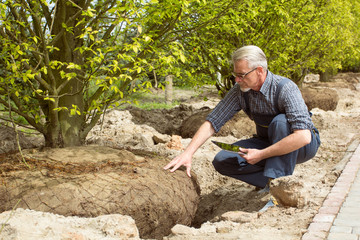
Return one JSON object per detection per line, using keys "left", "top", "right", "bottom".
{"left": 0, "top": 0, "right": 239, "bottom": 147}
{"left": 339, "top": 0, "right": 360, "bottom": 72}
{"left": 180, "top": 0, "right": 359, "bottom": 93}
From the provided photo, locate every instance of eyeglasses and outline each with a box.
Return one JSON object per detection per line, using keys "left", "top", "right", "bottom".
{"left": 231, "top": 67, "right": 257, "bottom": 79}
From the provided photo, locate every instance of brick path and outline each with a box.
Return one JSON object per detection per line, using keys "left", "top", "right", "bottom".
{"left": 302, "top": 142, "right": 360, "bottom": 240}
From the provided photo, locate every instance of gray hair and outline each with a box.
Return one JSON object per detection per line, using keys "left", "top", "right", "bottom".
{"left": 232, "top": 45, "right": 268, "bottom": 70}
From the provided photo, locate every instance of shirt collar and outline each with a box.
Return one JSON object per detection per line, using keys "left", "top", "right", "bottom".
{"left": 259, "top": 70, "right": 272, "bottom": 95}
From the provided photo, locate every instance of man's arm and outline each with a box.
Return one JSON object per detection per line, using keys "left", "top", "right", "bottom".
{"left": 163, "top": 120, "right": 215, "bottom": 177}
{"left": 241, "top": 129, "right": 311, "bottom": 165}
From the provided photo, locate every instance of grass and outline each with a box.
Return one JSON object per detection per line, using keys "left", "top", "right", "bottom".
{"left": 119, "top": 86, "right": 200, "bottom": 110}
{"left": 119, "top": 96, "right": 181, "bottom": 110}
{"left": 131, "top": 100, "right": 181, "bottom": 110}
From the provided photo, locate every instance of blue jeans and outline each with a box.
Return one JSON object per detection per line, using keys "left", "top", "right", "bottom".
{"left": 212, "top": 114, "right": 321, "bottom": 188}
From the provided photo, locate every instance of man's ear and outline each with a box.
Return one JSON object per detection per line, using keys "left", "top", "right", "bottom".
{"left": 257, "top": 66, "right": 264, "bottom": 76}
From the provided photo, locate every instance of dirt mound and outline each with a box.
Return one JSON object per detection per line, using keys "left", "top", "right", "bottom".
{"left": 308, "top": 72, "right": 360, "bottom": 91}
{"left": 126, "top": 104, "right": 211, "bottom": 136}
{"left": 0, "top": 146, "right": 200, "bottom": 239}
{"left": 332, "top": 72, "right": 360, "bottom": 84}
{"left": 301, "top": 87, "right": 339, "bottom": 111}
{"left": 180, "top": 109, "right": 255, "bottom": 139}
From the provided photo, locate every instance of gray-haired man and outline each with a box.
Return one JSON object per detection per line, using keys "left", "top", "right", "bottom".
{"left": 164, "top": 45, "right": 320, "bottom": 191}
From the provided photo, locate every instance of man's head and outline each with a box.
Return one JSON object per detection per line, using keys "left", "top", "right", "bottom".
{"left": 231, "top": 45, "right": 268, "bottom": 92}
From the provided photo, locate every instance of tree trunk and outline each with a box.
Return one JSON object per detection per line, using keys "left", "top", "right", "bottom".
{"left": 42, "top": 0, "right": 87, "bottom": 147}
{"left": 153, "top": 70, "right": 158, "bottom": 88}
{"left": 165, "top": 75, "right": 173, "bottom": 104}
{"left": 320, "top": 69, "right": 333, "bottom": 82}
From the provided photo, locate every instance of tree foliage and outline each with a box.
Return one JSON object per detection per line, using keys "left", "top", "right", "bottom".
{"left": 0, "top": 0, "right": 359, "bottom": 147}
{"left": 180, "top": 0, "right": 360, "bottom": 93}
{"left": 340, "top": 0, "right": 360, "bottom": 72}
{"left": 0, "top": 0, "right": 238, "bottom": 147}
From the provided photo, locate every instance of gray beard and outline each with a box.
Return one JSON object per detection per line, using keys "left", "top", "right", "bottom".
{"left": 240, "top": 87, "right": 251, "bottom": 92}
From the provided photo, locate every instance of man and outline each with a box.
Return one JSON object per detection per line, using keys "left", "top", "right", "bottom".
{"left": 164, "top": 45, "right": 320, "bottom": 190}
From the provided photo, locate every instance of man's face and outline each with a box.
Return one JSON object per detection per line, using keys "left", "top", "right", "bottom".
{"left": 233, "top": 60, "right": 261, "bottom": 92}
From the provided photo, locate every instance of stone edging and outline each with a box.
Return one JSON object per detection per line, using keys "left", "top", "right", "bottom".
{"left": 302, "top": 141, "right": 360, "bottom": 240}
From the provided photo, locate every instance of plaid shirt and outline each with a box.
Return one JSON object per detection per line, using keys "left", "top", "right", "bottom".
{"left": 206, "top": 70, "right": 314, "bottom": 133}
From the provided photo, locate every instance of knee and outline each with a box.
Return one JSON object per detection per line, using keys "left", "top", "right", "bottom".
{"left": 270, "top": 114, "right": 288, "bottom": 128}
{"left": 212, "top": 153, "right": 233, "bottom": 175}
{"left": 268, "top": 114, "right": 291, "bottom": 141}
{"left": 212, "top": 155, "right": 223, "bottom": 171}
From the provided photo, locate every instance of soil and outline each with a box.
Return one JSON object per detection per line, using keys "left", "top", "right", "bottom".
{"left": 0, "top": 147, "right": 200, "bottom": 239}
{"left": 1, "top": 72, "right": 360, "bottom": 240}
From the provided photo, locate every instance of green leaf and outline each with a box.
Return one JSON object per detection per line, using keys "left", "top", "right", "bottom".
{"left": 180, "top": 54, "right": 186, "bottom": 63}
{"left": 44, "top": 97, "right": 55, "bottom": 102}
{"left": 67, "top": 63, "right": 81, "bottom": 70}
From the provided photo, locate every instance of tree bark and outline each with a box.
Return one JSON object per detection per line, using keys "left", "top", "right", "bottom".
{"left": 320, "top": 69, "right": 333, "bottom": 82}
{"left": 43, "top": 0, "right": 87, "bottom": 147}
{"left": 165, "top": 75, "right": 173, "bottom": 105}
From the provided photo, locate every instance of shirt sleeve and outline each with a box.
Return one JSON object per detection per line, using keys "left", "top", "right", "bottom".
{"left": 206, "top": 84, "right": 242, "bottom": 133}
{"left": 278, "top": 81, "right": 313, "bottom": 131}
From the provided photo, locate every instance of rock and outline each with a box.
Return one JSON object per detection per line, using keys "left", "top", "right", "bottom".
{"left": 134, "top": 131, "right": 155, "bottom": 148}
{"left": 220, "top": 211, "right": 259, "bottom": 223}
{"left": 166, "top": 221, "right": 241, "bottom": 239}
{"left": 170, "top": 224, "right": 200, "bottom": 236}
{"left": 153, "top": 133, "right": 170, "bottom": 144}
{"left": 304, "top": 74, "right": 320, "bottom": 83}
{"left": 270, "top": 177, "right": 307, "bottom": 208}
{"left": 0, "top": 146, "right": 201, "bottom": 239}
{"left": 0, "top": 125, "right": 42, "bottom": 154}
{"left": 166, "top": 135, "right": 184, "bottom": 150}
{"left": 0, "top": 208, "right": 140, "bottom": 240}
{"left": 168, "top": 222, "right": 218, "bottom": 237}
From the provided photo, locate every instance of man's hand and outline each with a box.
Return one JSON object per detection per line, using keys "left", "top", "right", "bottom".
{"left": 240, "top": 129, "right": 312, "bottom": 165}
{"left": 163, "top": 120, "right": 215, "bottom": 178}
{"left": 240, "top": 147, "right": 264, "bottom": 165}
{"left": 163, "top": 151, "right": 193, "bottom": 177}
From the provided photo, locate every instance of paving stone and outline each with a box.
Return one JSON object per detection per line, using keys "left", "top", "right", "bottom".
{"left": 329, "top": 226, "right": 353, "bottom": 234}
{"left": 322, "top": 198, "right": 344, "bottom": 207}
{"left": 313, "top": 214, "right": 336, "bottom": 223}
{"left": 330, "top": 185, "right": 351, "bottom": 194}
{"left": 339, "top": 207, "right": 360, "bottom": 215}
{"left": 333, "top": 214, "right": 360, "bottom": 227}
{"left": 336, "top": 211, "right": 360, "bottom": 218}
{"left": 326, "top": 192, "right": 348, "bottom": 201}
{"left": 319, "top": 206, "right": 340, "bottom": 215}
{"left": 302, "top": 231, "right": 328, "bottom": 240}
{"left": 342, "top": 199, "right": 360, "bottom": 208}
{"left": 336, "top": 174, "right": 356, "bottom": 183}
{"left": 352, "top": 227, "right": 360, "bottom": 235}
{"left": 308, "top": 222, "right": 333, "bottom": 232}
{"left": 333, "top": 217, "right": 360, "bottom": 227}
{"left": 347, "top": 189, "right": 360, "bottom": 196}
{"left": 327, "top": 232, "right": 358, "bottom": 240}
